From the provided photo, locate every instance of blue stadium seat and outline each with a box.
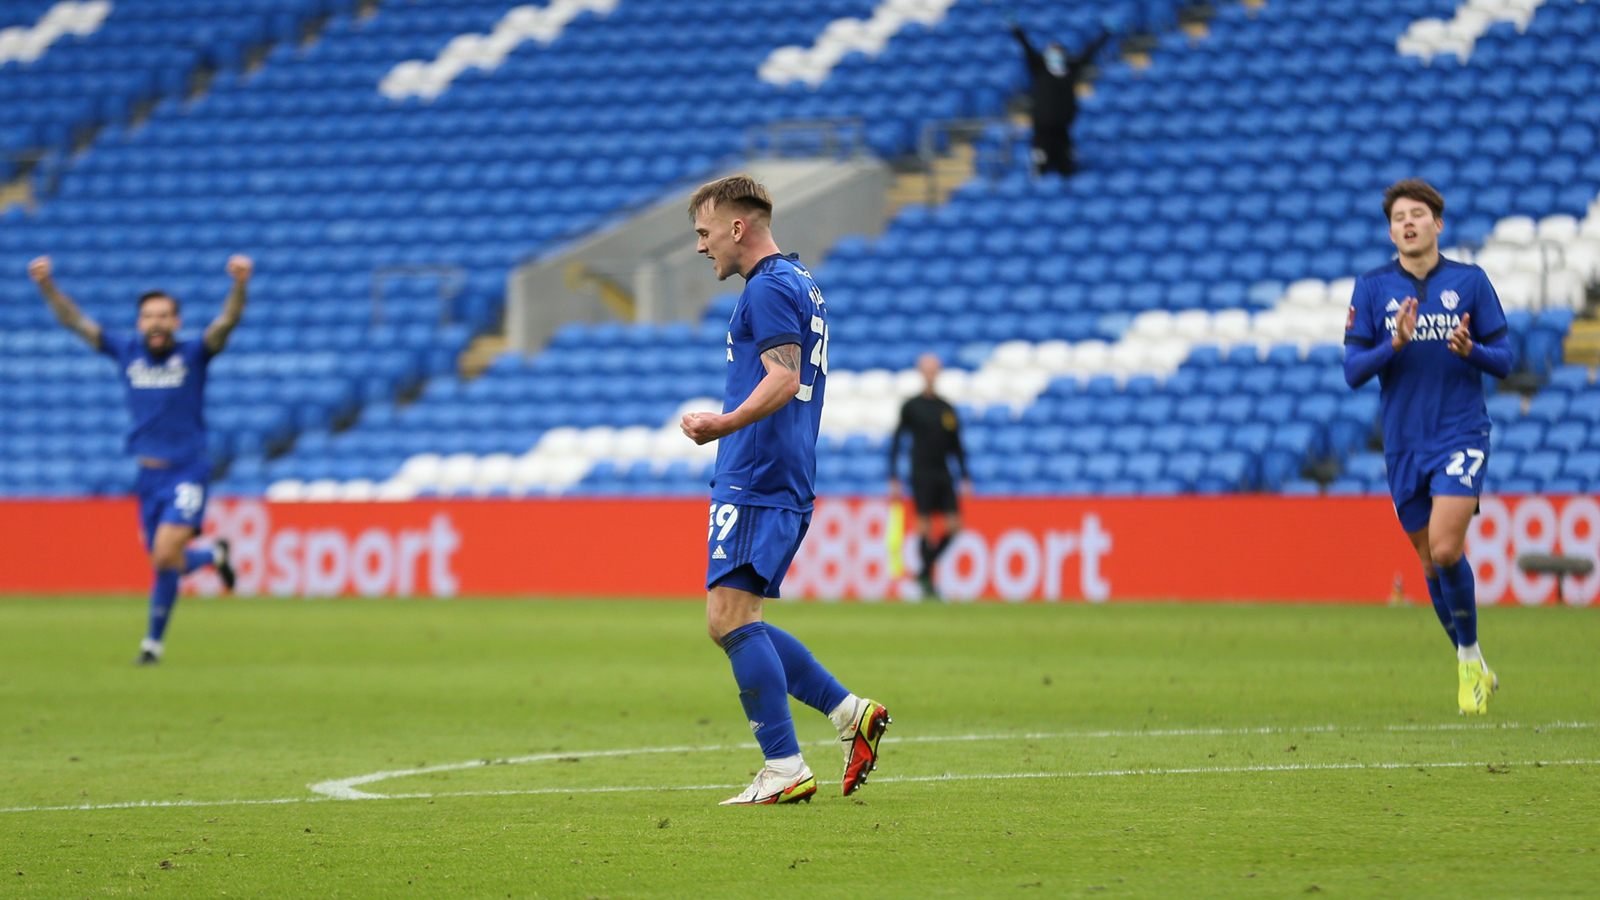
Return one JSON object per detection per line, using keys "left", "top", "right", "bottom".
{"left": 1499, "top": 421, "right": 1547, "bottom": 453}
{"left": 1517, "top": 451, "right": 1564, "bottom": 482}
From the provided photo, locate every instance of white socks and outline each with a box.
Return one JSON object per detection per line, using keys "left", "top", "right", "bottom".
{"left": 828, "top": 694, "right": 863, "bottom": 736}
{"left": 1457, "top": 642, "right": 1484, "bottom": 665}
{"left": 765, "top": 753, "right": 806, "bottom": 779}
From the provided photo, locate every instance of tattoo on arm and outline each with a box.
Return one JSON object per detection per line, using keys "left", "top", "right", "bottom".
{"left": 205, "top": 283, "right": 247, "bottom": 353}
{"left": 762, "top": 343, "right": 801, "bottom": 373}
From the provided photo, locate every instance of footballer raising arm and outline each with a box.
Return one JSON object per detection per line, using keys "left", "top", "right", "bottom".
{"left": 28, "top": 256, "right": 103, "bottom": 350}
{"left": 27, "top": 254, "right": 245, "bottom": 665}
{"left": 204, "top": 255, "right": 253, "bottom": 355}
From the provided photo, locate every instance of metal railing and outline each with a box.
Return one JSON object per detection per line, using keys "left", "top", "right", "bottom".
{"left": 370, "top": 265, "right": 465, "bottom": 326}
{"left": 916, "top": 117, "right": 1019, "bottom": 206}
{"left": 746, "top": 118, "right": 867, "bottom": 160}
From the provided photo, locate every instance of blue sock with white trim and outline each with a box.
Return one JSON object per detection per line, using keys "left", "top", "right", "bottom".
{"left": 146, "top": 570, "right": 180, "bottom": 643}
{"left": 1438, "top": 557, "right": 1477, "bottom": 648}
{"left": 763, "top": 623, "right": 850, "bottom": 715}
{"left": 720, "top": 622, "right": 800, "bottom": 761}
{"left": 1426, "top": 576, "right": 1457, "bottom": 646}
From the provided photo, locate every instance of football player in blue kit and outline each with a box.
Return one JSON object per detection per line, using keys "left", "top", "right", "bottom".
{"left": 1342, "top": 180, "right": 1512, "bottom": 714}
{"left": 680, "top": 175, "right": 890, "bottom": 805}
{"left": 29, "top": 254, "right": 251, "bottom": 665}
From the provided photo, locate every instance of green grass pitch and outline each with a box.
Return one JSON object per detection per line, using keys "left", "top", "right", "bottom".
{"left": 1, "top": 597, "right": 1596, "bottom": 899}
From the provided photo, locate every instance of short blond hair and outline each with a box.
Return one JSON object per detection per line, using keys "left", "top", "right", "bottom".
{"left": 687, "top": 174, "right": 773, "bottom": 221}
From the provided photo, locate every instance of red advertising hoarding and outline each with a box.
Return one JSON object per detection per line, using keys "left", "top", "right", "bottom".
{"left": 0, "top": 495, "right": 1593, "bottom": 606}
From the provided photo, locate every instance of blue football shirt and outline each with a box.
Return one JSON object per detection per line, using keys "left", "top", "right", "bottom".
{"left": 711, "top": 253, "right": 829, "bottom": 513}
{"left": 99, "top": 330, "right": 212, "bottom": 465}
{"left": 1344, "top": 259, "right": 1508, "bottom": 454}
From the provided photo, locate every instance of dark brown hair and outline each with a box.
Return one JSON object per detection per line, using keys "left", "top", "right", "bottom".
{"left": 1383, "top": 179, "right": 1444, "bottom": 220}
{"left": 137, "top": 290, "right": 179, "bottom": 314}
{"left": 687, "top": 174, "right": 773, "bottom": 221}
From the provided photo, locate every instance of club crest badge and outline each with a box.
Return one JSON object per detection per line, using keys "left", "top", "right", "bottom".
{"left": 1440, "top": 290, "right": 1460, "bottom": 311}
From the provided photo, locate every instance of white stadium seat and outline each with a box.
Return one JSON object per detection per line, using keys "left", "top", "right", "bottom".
{"left": 990, "top": 340, "right": 1034, "bottom": 370}
{"left": 1069, "top": 340, "right": 1111, "bottom": 372}
{"left": 1284, "top": 279, "right": 1328, "bottom": 307}
{"left": 855, "top": 369, "right": 895, "bottom": 399}
{"left": 1032, "top": 340, "right": 1072, "bottom": 369}
{"left": 824, "top": 370, "right": 857, "bottom": 398}
{"left": 1491, "top": 215, "right": 1538, "bottom": 245}
{"left": 1170, "top": 310, "right": 1213, "bottom": 341}
{"left": 1210, "top": 309, "right": 1252, "bottom": 345}
{"left": 337, "top": 480, "right": 378, "bottom": 501}
{"left": 610, "top": 426, "right": 656, "bottom": 460}
{"left": 395, "top": 453, "right": 442, "bottom": 487}
{"left": 934, "top": 368, "right": 971, "bottom": 400}
{"left": 1536, "top": 214, "right": 1580, "bottom": 245}
{"left": 375, "top": 480, "right": 419, "bottom": 502}
{"left": 576, "top": 426, "right": 617, "bottom": 458}
{"left": 472, "top": 454, "right": 516, "bottom": 493}
{"left": 438, "top": 453, "right": 479, "bottom": 493}
{"left": 534, "top": 427, "right": 581, "bottom": 456}
{"left": 265, "top": 479, "right": 307, "bottom": 502}
{"left": 1130, "top": 310, "right": 1175, "bottom": 338}
{"left": 303, "top": 480, "right": 342, "bottom": 501}
{"left": 1326, "top": 277, "right": 1357, "bottom": 306}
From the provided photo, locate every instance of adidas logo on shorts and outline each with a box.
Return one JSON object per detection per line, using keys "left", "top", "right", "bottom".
{"left": 712, "top": 545, "right": 727, "bottom": 560}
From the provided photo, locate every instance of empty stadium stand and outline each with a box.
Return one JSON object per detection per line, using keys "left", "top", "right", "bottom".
{"left": 0, "top": 0, "right": 1596, "bottom": 501}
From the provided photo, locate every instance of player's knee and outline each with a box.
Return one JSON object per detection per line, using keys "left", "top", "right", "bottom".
{"left": 151, "top": 548, "right": 184, "bottom": 571}
{"left": 705, "top": 607, "right": 734, "bottom": 645}
{"left": 1429, "top": 538, "right": 1465, "bottom": 569}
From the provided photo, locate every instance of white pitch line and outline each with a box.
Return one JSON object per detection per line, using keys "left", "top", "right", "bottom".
{"left": 5, "top": 721, "right": 1592, "bottom": 815}
{"left": 11, "top": 757, "right": 1595, "bottom": 814}
{"left": 0, "top": 797, "right": 317, "bottom": 814}
{"left": 309, "top": 720, "right": 1598, "bottom": 799}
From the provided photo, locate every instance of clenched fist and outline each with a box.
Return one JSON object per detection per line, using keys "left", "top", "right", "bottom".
{"left": 27, "top": 256, "right": 52, "bottom": 283}
{"left": 226, "top": 254, "right": 253, "bottom": 282}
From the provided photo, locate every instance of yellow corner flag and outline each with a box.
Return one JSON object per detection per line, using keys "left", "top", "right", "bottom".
{"left": 886, "top": 500, "right": 905, "bottom": 578}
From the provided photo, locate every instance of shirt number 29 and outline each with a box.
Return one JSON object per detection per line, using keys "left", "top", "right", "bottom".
{"left": 796, "top": 314, "right": 829, "bottom": 402}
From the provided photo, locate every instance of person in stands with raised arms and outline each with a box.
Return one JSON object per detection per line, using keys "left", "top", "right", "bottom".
{"left": 1342, "top": 180, "right": 1512, "bottom": 714}
{"left": 29, "top": 254, "right": 250, "bottom": 665}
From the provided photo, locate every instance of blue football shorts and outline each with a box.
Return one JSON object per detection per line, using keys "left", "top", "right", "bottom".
{"left": 136, "top": 459, "right": 212, "bottom": 551}
{"left": 1385, "top": 440, "right": 1488, "bottom": 534}
{"left": 704, "top": 502, "right": 811, "bottom": 599}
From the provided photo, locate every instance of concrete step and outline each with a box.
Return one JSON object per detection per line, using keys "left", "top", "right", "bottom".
{"left": 887, "top": 143, "right": 977, "bottom": 214}
{"left": 459, "top": 334, "right": 509, "bottom": 379}
{"left": 1564, "top": 318, "right": 1600, "bottom": 367}
{"left": 0, "top": 176, "right": 32, "bottom": 216}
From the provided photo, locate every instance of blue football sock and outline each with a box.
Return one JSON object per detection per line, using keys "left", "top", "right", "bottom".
{"left": 721, "top": 622, "right": 800, "bottom": 760}
{"left": 1438, "top": 557, "right": 1477, "bottom": 648}
{"left": 182, "top": 548, "right": 214, "bottom": 575}
{"left": 147, "top": 570, "right": 180, "bottom": 643}
{"left": 764, "top": 623, "right": 850, "bottom": 715}
{"left": 1426, "top": 576, "right": 1457, "bottom": 646}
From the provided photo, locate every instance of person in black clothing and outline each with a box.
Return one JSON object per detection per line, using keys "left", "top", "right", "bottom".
{"left": 887, "top": 354, "right": 971, "bottom": 599}
{"left": 1011, "top": 24, "right": 1111, "bottom": 177}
